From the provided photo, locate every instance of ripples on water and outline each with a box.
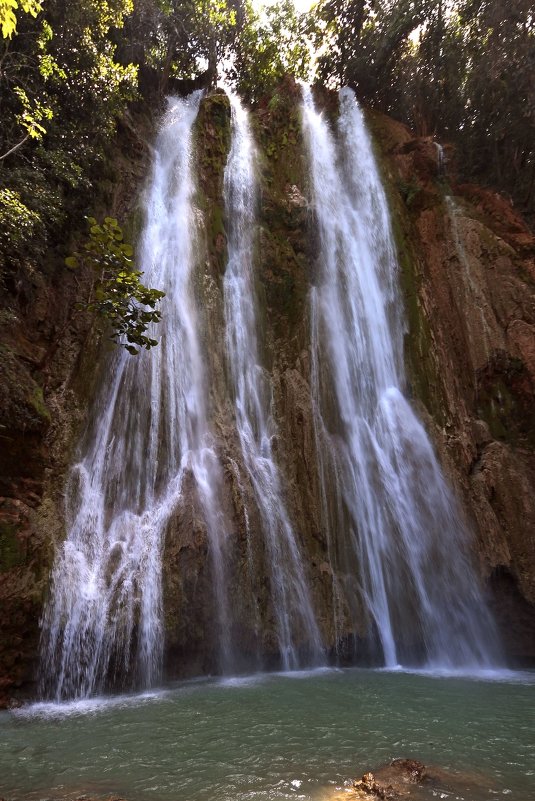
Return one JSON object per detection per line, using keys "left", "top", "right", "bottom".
{"left": 1, "top": 669, "right": 534, "bottom": 801}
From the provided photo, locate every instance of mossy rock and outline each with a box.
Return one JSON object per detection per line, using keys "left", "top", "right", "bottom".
{"left": 476, "top": 352, "right": 535, "bottom": 447}
{"left": 0, "top": 521, "right": 25, "bottom": 572}
{"left": 0, "top": 346, "right": 50, "bottom": 432}
{"left": 258, "top": 221, "right": 308, "bottom": 336}
{"left": 194, "top": 92, "right": 232, "bottom": 280}
{"left": 29, "top": 386, "right": 51, "bottom": 425}
{"left": 377, "top": 167, "right": 447, "bottom": 425}
{"left": 195, "top": 92, "right": 231, "bottom": 193}
{"left": 255, "top": 82, "right": 306, "bottom": 191}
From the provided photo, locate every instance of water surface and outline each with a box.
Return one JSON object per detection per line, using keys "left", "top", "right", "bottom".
{"left": 1, "top": 669, "right": 534, "bottom": 800}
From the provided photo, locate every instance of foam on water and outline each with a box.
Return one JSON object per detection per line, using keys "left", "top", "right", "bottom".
{"left": 13, "top": 688, "right": 170, "bottom": 721}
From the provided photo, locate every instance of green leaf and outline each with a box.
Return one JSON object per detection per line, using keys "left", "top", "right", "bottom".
{"left": 74, "top": 215, "right": 163, "bottom": 355}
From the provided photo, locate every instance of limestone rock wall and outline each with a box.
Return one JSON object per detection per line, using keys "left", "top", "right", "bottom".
{"left": 370, "top": 117, "right": 535, "bottom": 662}
{"left": 0, "top": 107, "right": 155, "bottom": 705}
{"left": 2, "top": 83, "right": 534, "bottom": 707}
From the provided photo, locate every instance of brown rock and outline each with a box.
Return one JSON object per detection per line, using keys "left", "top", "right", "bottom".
{"left": 384, "top": 117, "right": 535, "bottom": 662}
{"left": 3, "top": 84, "right": 535, "bottom": 698}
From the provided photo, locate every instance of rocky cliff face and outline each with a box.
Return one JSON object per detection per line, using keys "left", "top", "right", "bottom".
{"left": 1, "top": 81, "right": 534, "bottom": 706}
{"left": 370, "top": 120, "right": 535, "bottom": 663}
{"left": 0, "top": 108, "right": 155, "bottom": 705}
{"left": 161, "top": 83, "right": 535, "bottom": 672}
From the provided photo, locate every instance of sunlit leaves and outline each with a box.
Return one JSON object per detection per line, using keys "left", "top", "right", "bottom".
{"left": 0, "top": 0, "right": 42, "bottom": 38}
{"left": 37, "top": 21, "right": 67, "bottom": 80}
{"left": 13, "top": 86, "right": 53, "bottom": 139}
{"left": 67, "top": 217, "right": 165, "bottom": 355}
{"left": 231, "top": 0, "right": 311, "bottom": 101}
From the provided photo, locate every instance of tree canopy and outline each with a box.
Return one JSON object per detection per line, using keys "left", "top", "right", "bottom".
{"left": 0, "top": 0, "right": 533, "bottom": 351}
{"left": 312, "top": 0, "right": 535, "bottom": 217}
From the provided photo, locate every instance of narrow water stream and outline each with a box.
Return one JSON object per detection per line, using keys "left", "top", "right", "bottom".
{"left": 223, "top": 90, "right": 323, "bottom": 669}
{"left": 302, "top": 86, "right": 499, "bottom": 667}
{"left": 1, "top": 670, "right": 533, "bottom": 801}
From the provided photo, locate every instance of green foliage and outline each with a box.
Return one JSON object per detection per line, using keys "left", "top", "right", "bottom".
{"left": 120, "top": 0, "right": 311, "bottom": 100}
{"left": 0, "top": 0, "right": 141, "bottom": 306}
{"left": 122, "top": 0, "right": 240, "bottom": 90}
{"left": 0, "top": 0, "right": 138, "bottom": 164}
{"left": 0, "top": 0, "right": 41, "bottom": 38}
{"left": 230, "top": 0, "right": 311, "bottom": 102}
{"left": 0, "top": 188, "right": 44, "bottom": 252}
{"left": 312, "top": 0, "right": 535, "bottom": 220}
{"left": 68, "top": 217, "right": 165, "bottom": 355}
{"left": 312, "top": 0, "right": 429, "bottom": 99}
{"left": 13, "top": 86, "right": 53, "bottom": 140}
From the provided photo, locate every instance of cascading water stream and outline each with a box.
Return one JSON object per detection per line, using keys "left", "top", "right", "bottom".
{"left": 222, "top": 91, "right": 323, "bottom": 669}
{"left": 40, "top": 93, "right": 233, "bottom": 700}
{"left": 38, "top": 85, "right": 502, "bottom": 701}
{"left": 302, "top": 85, "right": 500, "bottom": 668}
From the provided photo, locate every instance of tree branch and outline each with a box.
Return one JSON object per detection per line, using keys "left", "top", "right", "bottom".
{"left": 0, "top": 132, "right": 30, "bottom": 160}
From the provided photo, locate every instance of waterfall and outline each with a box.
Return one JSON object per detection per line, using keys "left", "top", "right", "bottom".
{"left": 38, "top": 86, "right": 502, "bottom": 701}
{"left": 222, "top": 91, "right": 323, "bottom": 669}
{"left": 435, "top": 142, "right": 445, "bottom": 176}
{"left": 40, "top": 93, "right": 234, "bottom": 700}
{"left": 302, "top": 85, "right": 500, "bottom": 668}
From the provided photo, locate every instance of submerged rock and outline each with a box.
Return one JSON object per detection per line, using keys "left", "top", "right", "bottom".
{"left": 325, "top": 757, "right": 493, "bottom": 801}
{"left": 352, "top": 759, "right": 427, "bottom": 799}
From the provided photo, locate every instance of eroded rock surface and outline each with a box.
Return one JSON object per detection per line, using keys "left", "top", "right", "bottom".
{"left": 370, "top": 119, "right": 535, "bottom": 662}
{"left": 1, "top": 82, "right": 535, "bottom": 705}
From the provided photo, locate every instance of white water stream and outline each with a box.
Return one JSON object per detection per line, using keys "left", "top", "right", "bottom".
{"left": 222, "top": 92, "right": 323, "bottom": 669}
{"left": 39, "top": 87, "right": 502, "bottom": 702}
{"left": 302, "top": 86, "right": 500, "bottom": 668}
{"left": 40, "top": 93, "right": 233, "bottom": 699}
